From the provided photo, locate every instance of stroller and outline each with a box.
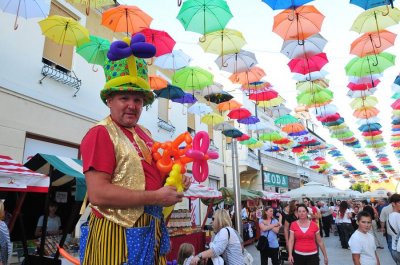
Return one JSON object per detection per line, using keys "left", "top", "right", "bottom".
{"left": 277, "top": 229, "right": 288, "bottom": 265}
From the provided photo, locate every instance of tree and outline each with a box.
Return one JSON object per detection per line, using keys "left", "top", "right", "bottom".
{"left": 350, "top": 182, "right": 370, "bottom": 193}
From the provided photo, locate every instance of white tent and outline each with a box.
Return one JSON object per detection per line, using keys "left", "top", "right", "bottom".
{"left": 281, "top": 181, "right": 345, "bottom": 199}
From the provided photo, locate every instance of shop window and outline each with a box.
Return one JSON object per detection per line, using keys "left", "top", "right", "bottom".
{"left": 42, "top": 1, "right": 79, "bottom": 72}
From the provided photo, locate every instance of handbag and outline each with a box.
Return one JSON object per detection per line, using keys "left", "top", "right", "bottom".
{"left": 256, "top": 220, "right": 272, "bottom": 251}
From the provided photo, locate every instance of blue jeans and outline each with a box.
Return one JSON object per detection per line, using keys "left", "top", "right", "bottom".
{"left": 386, "top": 234, "right": 399, "bottom": 263}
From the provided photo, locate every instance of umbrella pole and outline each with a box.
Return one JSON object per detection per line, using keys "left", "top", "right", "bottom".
{"left": 231, "top": 139, "right": 243, "bottom": 237}
{"left": 14, "top": 0, "right": 21, "bottom": 30}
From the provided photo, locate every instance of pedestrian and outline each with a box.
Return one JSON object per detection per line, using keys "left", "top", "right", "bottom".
{"left": 258, "top": 206, "right": 281, "bottom": 265}
{"left": 0, "top": 201, "right": 11, "bottom": 265}
{"left": 336, "top": 201, "right": 354, "bottom": 249}
{"left": 80, "top": 34, "right": 191, "bottom": 265}
{"left": 177, "top": 243, "right": 195, "bottom": 265}
{"left": 387, "top": 193, "right": 400, "bottom": 264}
{"left": 348, "top": 211, "right": 381, "bottom": 265}
{"left": 320, "top": 201, "right": 333, "bottom": 237}
{"left": 380, "top": 193, "right": 394, "bottom": 259}
{"left": 284, "top": 200, "right": 298, "bottom": 249}
{"left": 363, "top": 205, "right": 384, "bottom": 249}
{"left": 288, "top": 204, "right": 328, "bottom": 265}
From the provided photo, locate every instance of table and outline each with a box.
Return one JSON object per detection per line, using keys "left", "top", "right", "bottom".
{"left": 167, "top": 231, "right": 205, "bottom": 261}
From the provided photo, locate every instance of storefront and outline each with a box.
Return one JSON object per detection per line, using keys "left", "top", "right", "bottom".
{"left": 263, "top": 171, "right": 289, "bottom": 193}
{"left": 288, "top": 176, "right": 301, "bottom": 190}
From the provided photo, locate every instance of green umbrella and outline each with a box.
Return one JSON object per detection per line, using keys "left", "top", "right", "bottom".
{"left": 297, "top": 88, "right": 333, "bottom": 107}
{"left": 274, "top": 114, "right": 298, "bottom": 126}
{"left": 259, "top": 131, "right": 282, "bottom": 142}
{"left": 172, "top": 66, "right": 214, "bottom": 91}
{"left": 296, "top": 80, "right": 328, "bottom": 93}
{"left": 240, "top": 137, "right": 258, "bottom": 145}
{"left": 345, "top": 52, "right": 396, "bottom": 77}
{"left": 299, "top": 155, "right": 311, "bottom": 160}
{"left": 219, "top": 187, "right": 261, "bottom": 202}
{"left": 176, "top": 0, "right": 233, "bottom": 36}
{"left": 350, "top": 96, "right": 378, "bottom": 109}
{"left": 330, "top": 131, "right": 354, "bottom": 139}
{"left": 199, "top": 28, "right": 246, "bottom": 55}
{"left": 392, "top": 93, "right": 400, "bottom": 99}
{"left": 76, "top": 35, "right": 110, "bottom": 67}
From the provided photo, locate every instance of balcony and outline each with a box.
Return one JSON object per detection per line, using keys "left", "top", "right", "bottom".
{"left": 39, "top": 63, "right": 82, "bottom": 96}
{"left": 157, "top": 118, "right": 175, "bottom": 136}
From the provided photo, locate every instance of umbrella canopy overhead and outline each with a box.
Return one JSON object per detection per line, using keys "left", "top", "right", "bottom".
{"left": 281, "top": 33, "right": 327, "bottom": 59}
{"left": 154, "top": 84, "right": 185, "bottom": 100}
{"left": 350, "top": 0, "right": 394, "bottom": 10}
{"left": 204, "top": 91, "right": 233, "bottom": 104}
{"left": 350, "top": 30, "right": 396, "bottom": 57}
{"left": 176, "top": 0, "right": 233, "bottom": 35}
{"left": 217, "top": 99, "right": 243, "bottom": 112}
{"left": 351, "top": 6, "right": 400, "bottom": 33}
{"left": 229, "top": 66, "right": 266, "bottom": 85}
{"left": 288, "top": 53, "right": 329, "bottom": 74}
{"left": 154, "top": 49, "right": 192, "bottom": 70}
{"left": 149, "top": 75, "right": 168, "bottom": 90}
{"left": 201, "top": 112, "right": 225, "bottom": 125}
{"left": 199, "top": 28, "right": 246, "bottom": 55}
{"left": 222, "top": 128, "right": 244, "bottom": 138}
{"left": 345, "top": 52, "right": 396, "bottom": 77}
{"left": 187, "top": 102, "right": 213, "bottom": 115}
{"left": 227, "top": 108, "right": 252, "bottom": 120}
{"left": 1, "top": 0, "right": 50, "bottom": 29}
{"left": 281, "top": 181, "right": 344, "bottom": 198}
{"left": 200, "top": 83, "right": 223, "bottom": 96}
{"left": 76, "top": 35, "right": 110, "bottom": 66}
{"left": 263, "top": 0, "right": 314, "bottom": 10}
{"left": 215, "top": 50, "right": 257, "bottom": 73}
{"left": 138, "top": 28, "right": 176, "bottom": 57}
{"left": 172, "top": 66, "right": 214, "bottom": 91}
{"left": 214, "top": 121, "right": 235, "bottom": 131}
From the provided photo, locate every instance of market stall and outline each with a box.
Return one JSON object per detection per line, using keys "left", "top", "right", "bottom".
{"left": 166, "top": 183, "right": 222, "bottom": 262}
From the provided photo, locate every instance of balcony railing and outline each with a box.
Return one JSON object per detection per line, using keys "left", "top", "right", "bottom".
{"left": 39, "top": 64, "right": 82, "bottom": 96}
{"left": 157, "top": 118, "right": 175, "bottom": 136}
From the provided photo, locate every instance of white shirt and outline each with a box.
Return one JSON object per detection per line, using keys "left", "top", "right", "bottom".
{"left": 37, "top": 215, "right": 61, "bottom": 233}
{"left": 348, "top": 230, "right": 377, "bottom": 265}
{"left": 388, "top": 212, "right": 400, "bottom": 250}
{"left": 336, "top": 209, "right": 353, "bottom": 224}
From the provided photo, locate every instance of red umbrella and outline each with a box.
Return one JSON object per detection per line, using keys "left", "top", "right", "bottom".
{"left": 347, "top": 80, "right": 380, "bottom": 90}
{"left": 317, "top": 113, "right": 341, "bottom": 122}
{"left": 310, "top": 165, "right": 320, "bottom": 169}
{"left": 248, "top": 90, "right": 279, "bottom": 101}
{"left": 362, "top": 130, "right": 382, "bottom": 136}
{"left": 288, "top": 53, "right": 328, "bottom": 74}
{"left": 292, "top": 146, "right": 304, "bottom": 153}
{"left": 273, "top": 138, "right": 291, "bottom": 145}
{"left": 391, "top": 99, "right": 400, "bottom": 109}
{"left": 139, "top": 28, "right": 176, "bottom": 57}
{"left": 314, "top": 156, "right": 325, "bottom": 161}
{"left": 237, "top": 134, "right": 250, "bottom": 141}
{"left": 227, "top": 108, "right": 252, "bottom": 119}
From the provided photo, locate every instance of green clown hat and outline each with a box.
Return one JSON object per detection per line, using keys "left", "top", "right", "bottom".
{"left": 100, "top": 34, "right": 156, "bottom": 106}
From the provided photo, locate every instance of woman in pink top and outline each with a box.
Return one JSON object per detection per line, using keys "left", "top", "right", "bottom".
{"left": 288, "top": 204, "right": 328, "bottom": 265}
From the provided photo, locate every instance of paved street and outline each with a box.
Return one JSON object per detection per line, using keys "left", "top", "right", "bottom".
{"left": 246, "top": 232, "right": 394, "bottom": 264}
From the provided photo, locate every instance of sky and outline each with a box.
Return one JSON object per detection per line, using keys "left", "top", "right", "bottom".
{"left": 121, "top": 0, "right": 400, "bottom": 188}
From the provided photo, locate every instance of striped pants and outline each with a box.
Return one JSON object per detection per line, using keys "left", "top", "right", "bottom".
{"left": 82, "top": 208, "right": 168, "bottom": 265}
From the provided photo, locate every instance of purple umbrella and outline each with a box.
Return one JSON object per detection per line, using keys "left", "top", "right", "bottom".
{"left": 171, "top": 92, "right": 198, "bottom": 104}
{"left": 237, "top": 115, "right": 260, "bottom": 125}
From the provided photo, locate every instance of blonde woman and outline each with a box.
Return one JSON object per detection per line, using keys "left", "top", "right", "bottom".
{"left": 190, "top": 209, "right": 244, "bottom": 265}
{"left": 0, "top": 201, "right": 11, "bottom": 265}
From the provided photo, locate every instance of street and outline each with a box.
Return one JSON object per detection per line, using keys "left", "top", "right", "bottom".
{"left": 245, "top": 232, "right": 394, "bottom": 265}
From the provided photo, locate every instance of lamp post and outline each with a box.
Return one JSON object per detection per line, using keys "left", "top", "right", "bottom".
{"left": 231, "top": 138, "right": 243, "bottom": 237}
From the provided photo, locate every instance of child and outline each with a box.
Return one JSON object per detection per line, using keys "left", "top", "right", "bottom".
{"left": 348, "top": 211, "right": 381, "bottom": 265}
{"left": 177, "top": 243, "right": 195, "bottom": 265}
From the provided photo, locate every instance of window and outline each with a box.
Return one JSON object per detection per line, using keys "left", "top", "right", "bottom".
{"left": 42, "top": 1, "right": 79, "bottom": 71}
{"left": 158, "top": 98, "right": 169, "bottom": 122}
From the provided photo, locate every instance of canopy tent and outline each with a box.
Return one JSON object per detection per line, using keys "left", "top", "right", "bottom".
{"left": 0, "top": 155, "right": 49, "bottom": 193}
{"left": 339, "top": 189, "right": 363, "bottom": 199}
{"left": 24, "top": 153, "right": 86, "bottom": 201}
{"left": 184, "top": 183, "right": 222, "bottom": 199}
{"left": 281, "top": 181, "right": 345, "bottom": 199}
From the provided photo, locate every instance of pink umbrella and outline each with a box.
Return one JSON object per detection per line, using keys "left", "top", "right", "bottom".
{"left": 288, "top": 53, "right": 328, "bottom": 75}
{"left": 248, "top": 89, "right": 279, "bottom": 102}
{"left": 139, "top": 28, "right": 176, "bottom": 57}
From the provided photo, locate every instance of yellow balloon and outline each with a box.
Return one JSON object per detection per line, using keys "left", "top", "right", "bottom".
{"left": 163, "top": 163, "right": 184, "bottom": 218}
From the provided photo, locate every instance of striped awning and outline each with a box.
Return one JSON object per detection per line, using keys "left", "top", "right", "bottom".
{"left": 25, "top": 153, "right": 86, "bottom": 201}
{"left": 0, "top": 155, "right": 49, "bottom": 193}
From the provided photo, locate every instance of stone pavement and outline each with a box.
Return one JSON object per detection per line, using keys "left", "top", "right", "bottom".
{"left": 245, "top": 232, "right": 395, "bottom": 264}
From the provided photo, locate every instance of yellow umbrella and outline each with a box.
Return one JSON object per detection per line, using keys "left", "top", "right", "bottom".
{"left": 39, "top": 15, "right": 90, "bottom": 56}
{"left": 247, "top": 141, "right": 264, "bottom": 149}
{"left": 350, "top": 96, "right": 378, "bottom": 109}
{"left": 199, "top": 29, "right": 246, "bottom": 56}
{"left": 351, "top": 6, "right": 400, "bottom": 33}
{"left": 201, "top": 113, "right": 224, "bottom": 126}
{"left": 71, "top": 0, "right": 115, "bottom": 15}
{"left": 257, "top": 96, "right": 285, "bottom": 108}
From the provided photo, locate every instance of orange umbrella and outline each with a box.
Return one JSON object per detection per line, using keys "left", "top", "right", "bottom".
{"left": 102, "top": 5, "right": 152, "bottom": 35}
{"left": 282, "top": 123, "right": 305, "bottom": 133}
{"left": 350, "top": 30, "right": 396, "bottom": 57}
{"left": 273, "top": 5, "right": 325, "bottom": 42}
{"left": 229, "top": 66, "right": 266, "bottom": 85}
{"left": 149, "top": 75, "right": 168, "bottom": 90}
{"left": 217, "top": 99, "right": 243, "bottom": 112}
{"left": 353, "top": 106, "right": 379, "bottom": 118}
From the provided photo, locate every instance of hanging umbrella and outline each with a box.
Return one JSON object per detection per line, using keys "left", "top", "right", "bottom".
{"left": 281, "top": 33, "right": 327, "bottom": 59}
{"left": 312, "top": 104, "right": 337, "bottom": 116}
{"left": 217, "top": 99, "right": 243, "bottom": 112}
{"left": 345, "top": 52, "right": 395, "bottom": 76}
{"left": 39, "top": 15, "right": 90, "bottom": 56}
{"left": 200, "top": 83, "right": 223, "bottom": 97}
{"left": 282, "top": 123, "right": 305, "bottom": 134}
{"left": 273, "top": 5, "right": 325, "bottom": 42}
{"left": 240, "top": 138, "right": 258, "bottom": 145}
{"left": 237, "top": 116, "right": 260, "bottom": 125}
{"left": 262, "top": 0, "right": 314, "bottom": 10}
{"left": 171, "top": 92, "right": 197, "bottom": 104}
{"left": 237, "top": 134, "right": 250, "bottom": 141}
{"left": 273, "top": 138, "right": 292, "bottom": 145}
{"left": 138, "top": 28, "right": 176, "bottom": 57}
{"left": 274, "top": 114, "right": 299, "bottom": 125}
{"left": 248, "top": 122, "right": 270, "bottom": 131}
{"left": 227, "top": 108, "right": 252, "bottom": 120}
{"left": 229, "top": 66, "right": 266, "bottom": 85}
{"left": 248, "top": 90, "right": 279, "bottom": 102}
{"left": 259, "top": 131, "right": 282, "bottom": 141}
{"left": 350, "top": 30, "right": 396, "bottom": 57}
{"left": 222, "top": 128, "right": 244, "bottom": 138}
{"left": 215, "top": 50, "right": 257, "bottom": 73}
{"left": 331, "top": 131, "right": 354, "bottom": 139}
{"left": 257, "top": 96, "right": 285, "bottom": 108}
{"left": 288, "top": 53, "right": 329, "bottom": 75}
{"left": 199, "top": 29, "right": 246, "bottom": 56}
{"left": 292, "top": 70, "right": 328, "bottom": 81}
{"left": 149, "top": 75, "right": 168, "bottom": 90}
{"left": 350, "top": 96, "right": 378, "bottom": 109}
{"left": 201, "top": 113, "right": 224, "bottom": 125}
{"left": 241, "top": 81, "right": 273, "bottom": 94}
{"left": 71, "top": 0, "right": 114, "bottom": 15}
{"left": 76, "top": 35, "right": 110, "bottom": 70}
{"left": 204, "top": 91, "right": 233, "bottom": 104}
{"left": 349, "top": 74, "right": 382, "bottom": 84}
{"left": 101, "top": 5, "right": 152, "bottom": 35}
{"left": 357, "top": 117, "right": 380, "bottom": 125}
{"left": 348, "top": 81, "right": 380, "bottom": 90}
{"left": 154, "top": 84, "right": 185, "bottom": 100}
{"left": 176, "top": 0, "right": 233, "bottom": 36}
{"left": 350, "top": 0, "right": 394, "bottom": 10}
{"left": 247, "top": 141, "right": 265, "bottom": 149}
{"left": 172, "top": 66, "right": 214, "bottom": 91}
{"left": 214, "top": 121, "right": 235, "bottom": 131}
{"left": 296, "top": 88, "right": 333, "bottom": 107}
{"left": 154, "top": 50, "right": 192, "bottom": 70}
{"left": 1, "top": 0, "right": 50, "bottom": 29}
{"left": 187, "top": 102, "right": 212, "bottom": 115}
{"left": 351, "top": 6, "right": 400, "bottom": 33}
{"left": 359, "top": 123, "right": 382, "bottom": 132}
{"left": 353, "top": 106, "right": 380, "bottom": 118}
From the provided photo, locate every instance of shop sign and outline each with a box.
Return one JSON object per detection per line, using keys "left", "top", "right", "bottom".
{"left": 263, "top": 171, "right": 288, "bottom": 188}
{"left": 288, "top": 177, "right": 301, "bottom": 189}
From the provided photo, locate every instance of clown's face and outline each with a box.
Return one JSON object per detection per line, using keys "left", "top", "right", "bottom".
{"left": 107, "top": 91, "right": 144, "bottom": 128}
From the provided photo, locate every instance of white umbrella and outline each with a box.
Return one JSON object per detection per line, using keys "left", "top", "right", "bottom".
{"left": 214, "top": 121, "right": 235, "bottom": 131}
{"left": 200, "top": 83, "right": 223, "bottom": 97}
{"left": 215, "top": 50, "right": 257, "bottom": 73}
{"left": 187, "top": 102, "right": 212, "bottom": 115}
{"left": 369, "top": 189, "right": 389, "bottom": 198}
{"left": 282, "top": 181, "right": 344, "bottom": 199}
{"left": 292, "top": 70, "right": 328, "bottom": 81}
{"left": 154, "top": 49, "right": 191, "bottom": 70}
{"left": 248, "top": 122, "right": 270, "bottom": 131}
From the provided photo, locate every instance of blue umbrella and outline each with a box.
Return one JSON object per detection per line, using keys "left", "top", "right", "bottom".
{"left": 358, "top": 123, "right": 382, "bottom": 132}
{"left": 237, "top": 115, "right": 260, "bottom": 125}
{"left": 171, "top": 92, "right": 197, "bottom": 104}
{"left": 350, "top": 0, "right": 394, "bottom": 10}
{"left": 288, "top": 130, "right": 308, "bottom": 136}
{"left": 154, "top": 84, "right": 185, "bottom": 100}
{"left": 222, "top": 128, "right": 243, "bottom": 138}
{"left": 262, "top": 0, "right": 314, "bottom": 10}
{"left": 392, "top": 119, "right": 400, "bottom": 125}
{"left": 322, "top": 118, "right": 345, "bottom": 126}
{"left": 394, "top": 74, "right": 400, "bottom": 86}
{"left": 265, "top": 146, "right": 280, "bottom": 152}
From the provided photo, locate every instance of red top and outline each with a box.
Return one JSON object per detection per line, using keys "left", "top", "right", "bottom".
{"left": 290, "top": 220, "right": 319, "bottom": 254}
{"left": 80, "top": 122, "right": 164, "bottom": 191}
